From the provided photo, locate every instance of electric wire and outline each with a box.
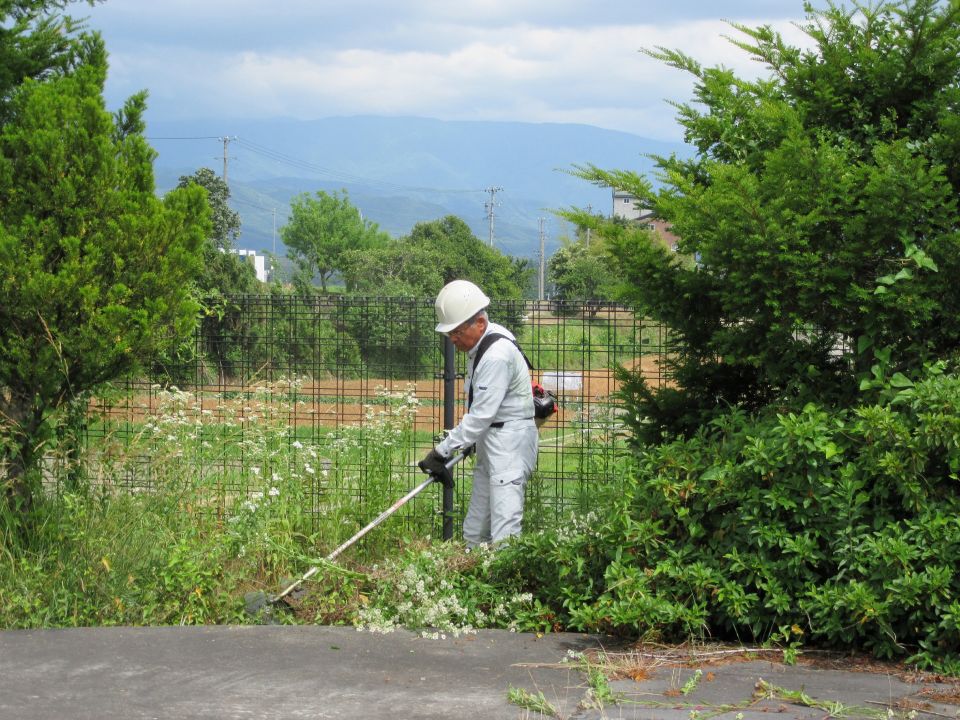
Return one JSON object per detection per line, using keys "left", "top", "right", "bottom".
{"left": 146, "top": 133, "right": 490, "bottom": 197}
{"left": 145, "top": 134, "right": 537, "bottom": 241}
{"left": 147, "top": 136, "right": 221, "bottom": 140}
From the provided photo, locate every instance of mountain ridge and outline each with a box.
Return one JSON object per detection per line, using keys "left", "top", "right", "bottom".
{"left": 147, "top": 115, "right": 689, "bottom": 258}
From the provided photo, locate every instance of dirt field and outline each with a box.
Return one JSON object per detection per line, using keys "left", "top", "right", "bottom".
{"left": 95, "top": 355, "right": 667, "bottom": 430}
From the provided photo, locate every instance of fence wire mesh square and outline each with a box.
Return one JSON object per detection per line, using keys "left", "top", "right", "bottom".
{"left": 82, "top": 296, "right": 667, "bottom": 541}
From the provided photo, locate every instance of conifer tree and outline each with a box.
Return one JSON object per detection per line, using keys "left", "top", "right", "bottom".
{"left": 568, "top": 0, "right": 960, "bottom": 441}
{"left": 0, "top": 37, "right": 209, "bottom": 516}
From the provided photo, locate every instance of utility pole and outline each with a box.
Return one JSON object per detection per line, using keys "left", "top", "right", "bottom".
{"left": 219, "top": 136, "right": 236, "bottom": 184}
{"left": 538, "top": 217, "right": 546, "bottom": 301}
{"left": 585, "top": 204, "right": 593, "bottom": 247}
{"left": 484, "top": 186, "right": 503, "bottom": 246}
{"left": 271, "top": 207, "right": 277, "bottom": 255}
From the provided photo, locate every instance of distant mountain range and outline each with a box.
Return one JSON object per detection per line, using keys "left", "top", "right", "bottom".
{"left": 147, "top": 115, "right": 689, "bottom": 260}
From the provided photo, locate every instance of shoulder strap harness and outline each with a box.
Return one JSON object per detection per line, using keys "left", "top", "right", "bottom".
{"left": 468, "top": 333, "right": 532, "bottom": 411}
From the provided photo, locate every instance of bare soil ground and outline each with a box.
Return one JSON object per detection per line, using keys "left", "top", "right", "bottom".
{"left": 95, "top": 355, "right": 668, "bottom": 429}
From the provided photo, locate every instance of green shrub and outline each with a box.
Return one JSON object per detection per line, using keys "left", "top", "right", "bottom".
{"left": 495, "top": 368, "right": 960, "bottom": 673}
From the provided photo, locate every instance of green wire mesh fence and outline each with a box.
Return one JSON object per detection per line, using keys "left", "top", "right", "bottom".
{"left": 79, "top": 295, "right": 667, "bottom": 540}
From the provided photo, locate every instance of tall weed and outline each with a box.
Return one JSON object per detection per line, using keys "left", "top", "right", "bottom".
{"left": 0, "top": 378, "right": 432, "bottom": 627}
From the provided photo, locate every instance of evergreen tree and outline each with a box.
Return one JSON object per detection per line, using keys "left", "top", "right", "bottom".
{"left": 0, "top": 38, "right": 208, "bottom": 516}
{"left": 0, "top": 1, "right": 96, "bottom": 125}
{"left": 568, "top": 0, "right": 960, "bottom": 441}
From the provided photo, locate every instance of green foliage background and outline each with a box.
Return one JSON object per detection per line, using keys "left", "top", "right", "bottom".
{"left": 496, "top": 367, "right": 960, "bottom": 672}
{"left": 532, "top": 0, "right": 960, "bottom": 673}
{"left": 566, "top": 0, "right": 960, "bottom": 442}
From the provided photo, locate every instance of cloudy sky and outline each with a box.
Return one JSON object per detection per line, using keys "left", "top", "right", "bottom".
{"left": 85, "top": 0, "right": 821, "bottom": 141}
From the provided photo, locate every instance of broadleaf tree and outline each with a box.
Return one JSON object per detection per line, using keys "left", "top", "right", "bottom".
{"left": 282, "top": 189, "right": 389, "bottom": 293}
{"left": 338, "top": 215, "right": 532, "bottom": 371}
{"left": 340, "top": 215, "right": 532, "bottom": 302}
{"left": 565, "top": 0, "right": 960, "bottom": 442}
{"left": 547, "top": 240, "right": 619, "bottom": 310}
{"left": 0, "top": 36, "right": 209, "bottom": 517}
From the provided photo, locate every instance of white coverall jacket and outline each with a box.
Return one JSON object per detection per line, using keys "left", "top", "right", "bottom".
{"left": 436, "top": 322, "right": 539, "bottom": 546}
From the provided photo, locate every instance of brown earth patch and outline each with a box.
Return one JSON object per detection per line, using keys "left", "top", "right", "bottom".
{"left": 95, "top": 355, "right": 668, "bottom": 429}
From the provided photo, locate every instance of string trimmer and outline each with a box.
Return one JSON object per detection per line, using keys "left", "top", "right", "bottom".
{"left": 244, "top": 449, "right": 465, "bottom": 618}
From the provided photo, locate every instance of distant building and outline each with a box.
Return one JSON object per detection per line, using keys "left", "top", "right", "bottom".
{"left": 610, "top": 189, "right": 679, "bottom": 251}
{"left": 231, "top": 249, "right": 269, "bottom": 282}
{"left": 612, "top": 189, "right": 644, "bottom": 222}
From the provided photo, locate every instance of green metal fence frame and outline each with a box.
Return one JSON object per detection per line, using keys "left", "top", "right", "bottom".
{"left": 82, "top": 295, "right": 667, "bottom": 539}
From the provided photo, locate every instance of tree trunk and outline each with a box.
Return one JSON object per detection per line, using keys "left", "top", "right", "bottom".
{"left": 3, "top": 451, "right": 35, "bottom": 518}
{"left": 0, "top": 396, "right": 44, "bottom": 519}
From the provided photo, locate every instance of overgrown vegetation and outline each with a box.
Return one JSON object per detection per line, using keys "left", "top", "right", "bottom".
{"left": 500, "top": 0, "right": 960, "bottom": 674}
{"left": 3, "top": 358, "right": 960, "bottom": 671}
{"left": 0, "top": 381, "right": 437, "bottom": 627}
{"left": 493, "top": 367, "right": 960, "bottom": 673}
{"left": 3, "top": 0, "right": 960, "bottom": 683}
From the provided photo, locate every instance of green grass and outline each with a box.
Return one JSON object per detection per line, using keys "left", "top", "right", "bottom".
{"left": 1, "top": 371, "right": 622, "bottom": 630}
{"left": 517, "top": 311, "right": 665, "bottom": 371}
{"left": 506, "top": 686, "right": 559, "bottom": 717}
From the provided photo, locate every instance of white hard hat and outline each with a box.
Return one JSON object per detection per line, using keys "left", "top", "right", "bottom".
{"left": 434, "top": 280, "right": 490, "bottom": 333}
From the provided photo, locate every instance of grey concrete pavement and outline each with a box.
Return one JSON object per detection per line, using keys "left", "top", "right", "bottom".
{"left": 578, "top": 660, "right": 960, "bottom": 720}
{"left": 1, "top": 626, "right": 958, "bottom": 719}
{"left": 0, "top": 626, "right": 594, "bottom": 719}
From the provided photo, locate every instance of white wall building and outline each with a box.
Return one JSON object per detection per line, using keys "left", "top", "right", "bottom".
{"left": 612, "top": 189, "right": 648, "bottom": 222}
{"left": 231, "top": 249, "right": 269, "bottom": 283}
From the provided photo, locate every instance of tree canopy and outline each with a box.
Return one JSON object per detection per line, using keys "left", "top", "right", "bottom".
{"left": 282, "top": 190, "right": 390, "bottom": 293}
{"left": 567, "top": 0, "right": 960, "bottom": 441}
{"left": 0, "top": 1, "right": 97, "bottom": 125}
{"left": 340, "top": 215, "right": 531, "bottom": 300}
{"left": 176, "top": 167, "right": 258, "bottom": 299}
{"left": 177, "top": 168, "right": 240, "bottom": 251}
{"left": 547, "top": 239, "right": 619, "bottom": 307}
{"left": 0, "top": 37, "right": 208, "bottom": 514}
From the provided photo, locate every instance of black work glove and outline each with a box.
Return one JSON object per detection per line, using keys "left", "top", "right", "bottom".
{"left": 418, "top": 449, "right": 453, "bottom": 489}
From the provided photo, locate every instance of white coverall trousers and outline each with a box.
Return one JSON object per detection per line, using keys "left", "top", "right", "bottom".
{"left": 463, "top": 417, "right": 538, "bottom": 547}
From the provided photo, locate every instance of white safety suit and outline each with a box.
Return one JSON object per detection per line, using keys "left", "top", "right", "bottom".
{"left": 436, "top": 322, "right": 539, "bottom": 546}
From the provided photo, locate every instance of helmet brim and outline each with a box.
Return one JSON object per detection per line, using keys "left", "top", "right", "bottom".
{"left": 435, "top": 321, "right": 460, "bottom": 334}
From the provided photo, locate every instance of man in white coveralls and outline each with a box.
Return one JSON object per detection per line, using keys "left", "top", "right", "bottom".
{"left": 419, "top": 280, "right": 539, "bottom": 547}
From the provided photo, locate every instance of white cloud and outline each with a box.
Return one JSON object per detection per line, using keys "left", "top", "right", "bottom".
{"left": 92, "top": 2, "right": 817, "bottom": 140}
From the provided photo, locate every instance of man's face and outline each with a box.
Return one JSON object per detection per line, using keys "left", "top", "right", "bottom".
{"left": 447, "top": 314, "right": 486, "bottom": 352}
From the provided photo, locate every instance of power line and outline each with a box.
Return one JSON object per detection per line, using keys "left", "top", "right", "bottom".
{"left": 146, "top": 136, "right": 221, "bottom": 140}
{"left": 145, "top": 134, "right": 504, "bottom": 233}
{"left": 498, "top": 194, "right": 541, "bottom": 225}
{"left": 146, "top": 134, "right": 485, "bottom": 196}
{"left": 231, "top": 196, "right": 277, "bottom": 212}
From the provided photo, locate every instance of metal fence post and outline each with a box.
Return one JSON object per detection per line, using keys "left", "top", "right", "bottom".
{"left": 442, "top": 336, "right": 456, "bottom": 540}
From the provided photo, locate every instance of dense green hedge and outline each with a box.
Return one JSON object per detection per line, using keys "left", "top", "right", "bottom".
{"left": 495, "top": 368, "right": 960, "bottom": 672}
